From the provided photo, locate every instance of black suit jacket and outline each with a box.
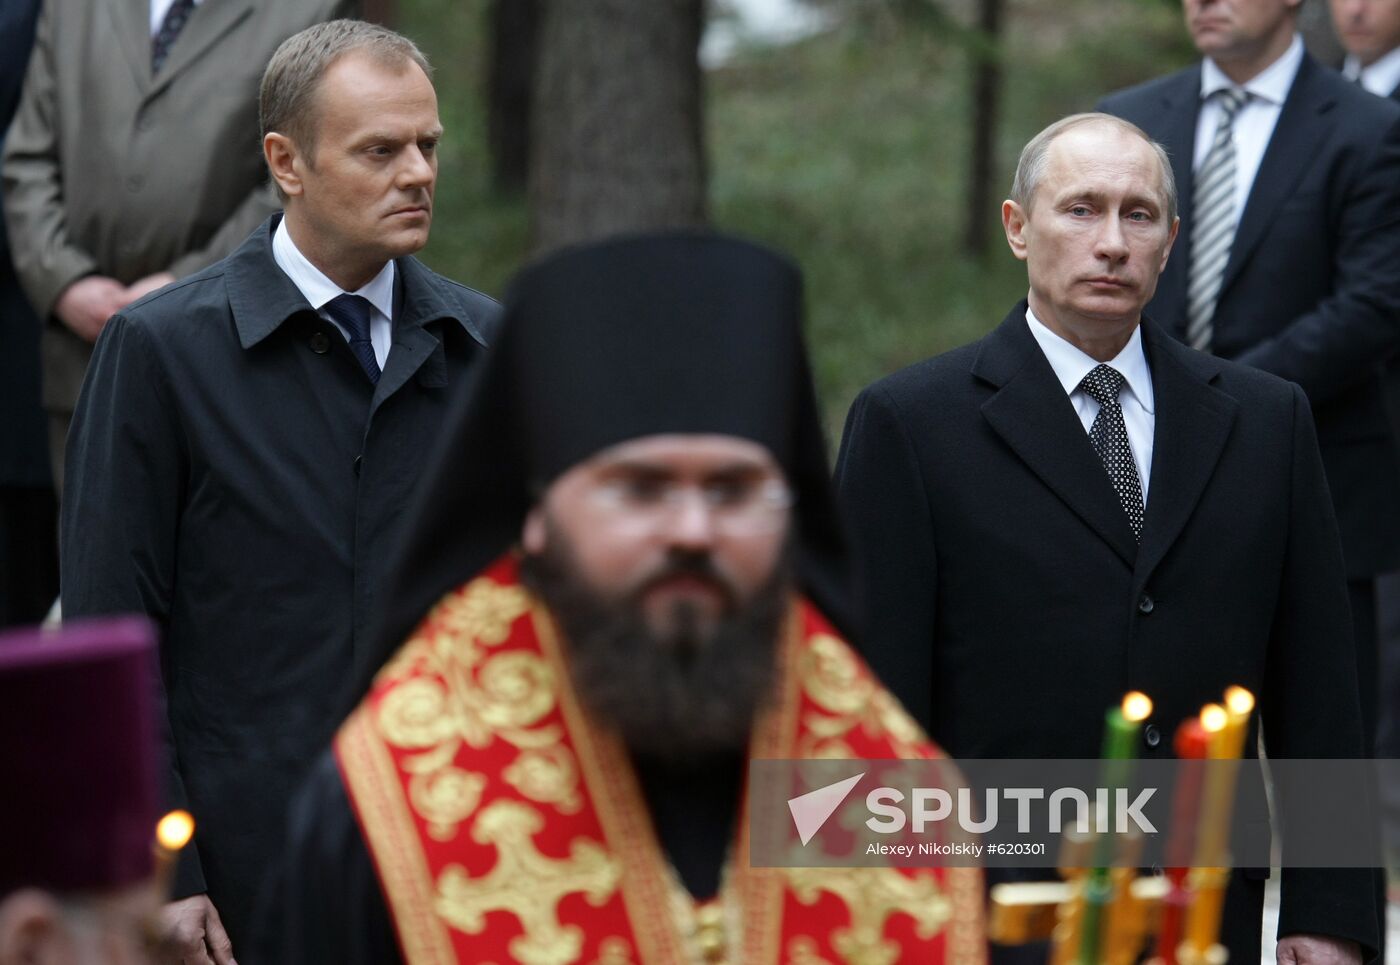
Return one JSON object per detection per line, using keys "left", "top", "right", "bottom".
{"left": 0, "top": 0, "right": 47, "bottom": 487}
{"left": 1100, "top": 53, "right": 1400, "bottom": 579}
{"left": 834, "top": 305, "right": 1376, "bottom": 955}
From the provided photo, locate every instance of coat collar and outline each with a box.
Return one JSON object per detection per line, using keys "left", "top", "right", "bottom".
{"left": 971, "top": 302, "right": 1237, "bottom": 576}
{"left": 227, "top": 215, "right": 488, "bottom": 351}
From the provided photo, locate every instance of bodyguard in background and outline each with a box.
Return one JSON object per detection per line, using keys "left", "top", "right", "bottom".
{"left": 1334, "top": 0, "right": 1400, "bottom": 95}
{"left": 0, "top": 0, "right": 56, "bottom": 626}
{"left": 1098, "top": 0, "right": 1400, "bottom": 761}
{"left": 1332, "top": 0, "right": 1400, "bottom": 887}
{"left": 2, "top": 0, "right": 353, "bottom": 494}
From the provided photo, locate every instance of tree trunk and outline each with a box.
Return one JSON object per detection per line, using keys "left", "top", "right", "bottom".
{"left": 487, "top": 0, "right": 541, "bottom": 193}
{"left": 529, "top": 0, "right": 707, "bottom": 255}
{"left": 1298, "top": 0, "right": 1343, "bottom": 66}
{"left": 964, "top": 0, "right": 1004, "bottom": 256}
{"left": 360, "top": 0, "right": 395, "bottom": 27}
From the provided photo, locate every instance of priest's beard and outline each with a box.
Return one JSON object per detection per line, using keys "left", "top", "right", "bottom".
{"left": 520, "top": 531, "right": 793, "bottom": 761}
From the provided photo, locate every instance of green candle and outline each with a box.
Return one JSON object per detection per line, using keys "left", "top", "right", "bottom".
{"left": 1079, "top": 692, "right": 1152, "bottom": 965}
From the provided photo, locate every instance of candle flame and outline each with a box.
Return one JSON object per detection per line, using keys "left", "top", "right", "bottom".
{"left": 156, "top": 810, "right": 195, "bottom": 851}
{"left": 1121, "top": 691, "right": 1153, "bottom": 723}
{"left": 1200, "top": 703, "right": 1228, "bottom": 733}
{"left": 1224, "top": 686, "right": 1255, "bottom": 716}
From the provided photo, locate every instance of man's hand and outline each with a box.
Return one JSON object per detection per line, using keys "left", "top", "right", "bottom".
{"left": 1277, "top": 934, "right": 1362, "bottom": 965}
{"left": 124, "top": 271, "right": 176, "bottom": 304}
{"left": 53, "top": 275, "right": 128, "bottom": 342}
{"left": 156, "top": 894, "right": 236, "bottom": 965}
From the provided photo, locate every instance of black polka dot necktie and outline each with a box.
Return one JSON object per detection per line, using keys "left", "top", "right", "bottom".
{"left": 151, "top": 0, "right": 198, "bottom": 73}
{"left": 1078, "top": 364, "right": 1145, "bottom": 540}
{"left": 324, "top": 294, "right": 381, "bottom": 384}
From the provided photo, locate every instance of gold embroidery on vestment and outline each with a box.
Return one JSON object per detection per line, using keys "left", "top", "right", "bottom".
{"left": 372, "top": 576, "right": 583, "bottom": 839}
{"left": 785, "top": 866, "right": 952, "bottom": 965}
{"left": 797, "top": 634, "right": 927, "bottom": 759}
{"left": 435, "top": 800, "right": 621, "bottom": 965}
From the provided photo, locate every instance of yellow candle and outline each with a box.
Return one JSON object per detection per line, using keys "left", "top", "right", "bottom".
{"left": 152, "top": 809, "right": 195, "bottom": 898}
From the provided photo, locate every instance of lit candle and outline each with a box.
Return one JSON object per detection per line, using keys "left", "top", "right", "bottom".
{"left": 152, "top": 809, "right": 195, "bottom": 899}
{"left": 1102, "top": 691, "right": 1154, "bottom": 762}
{"left": 1217, "top": 686, "right": 1254, "bottom": 762}
{"left": 1153, "top": 718, "right": 1210, "bottom": 964}
{"left": 1078, "top": 692, "right": 1152, "bottom": 965}
{"left": 1184, "top": 689, "right": 1253, "bottom": 956}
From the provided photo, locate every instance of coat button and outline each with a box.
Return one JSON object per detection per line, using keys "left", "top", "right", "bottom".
{"left": 1137, "top": 594, "right": 1154, "bottom": 615}
{"left": 353, "top": 455, "right": 362, "bottom": 476}
{"left": 1143, "top": 724, "right": 1161, "bottom": 749}
{"left": 310, "top": 332, "right": 330, "bottom": 354}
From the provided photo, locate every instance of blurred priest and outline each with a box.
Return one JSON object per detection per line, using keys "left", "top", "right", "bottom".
{"left": 0, "top": 617, "right": 187, "bottom": 965}
{"left": 255, "top": 232, "right": 987, "bottom": 964}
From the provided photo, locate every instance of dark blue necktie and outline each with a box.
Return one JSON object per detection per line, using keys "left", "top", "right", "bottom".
{"left": 152, "top": 0, "right": 197, "bottom": 73}
{"left": 324, "top": 294, "right": 381, "bottom": 384}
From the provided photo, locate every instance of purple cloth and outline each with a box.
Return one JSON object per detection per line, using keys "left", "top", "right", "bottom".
{"left": 0, "top": 616, "right": 160, "bottom": 894}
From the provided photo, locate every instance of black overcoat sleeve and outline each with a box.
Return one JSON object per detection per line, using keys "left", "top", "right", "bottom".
{"left": 832, "top": 382, "right": 939, "bottom": 733}
{"left": 1268, "top": 385, "right": 1379, "bottom": 957}
{"left": 252, "top": 750, "right": 401, "bottom": 965}
{"left": 60, "top": 314, "right": 209, "bottom": 897}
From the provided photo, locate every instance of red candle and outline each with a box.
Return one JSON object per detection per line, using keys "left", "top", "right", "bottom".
{"left": 1154, "top": 719, "right": 1210, "bottom": 964}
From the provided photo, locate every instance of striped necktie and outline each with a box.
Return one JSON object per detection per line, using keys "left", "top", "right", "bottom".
{"left": 1186, "top": 87, "right": 1249, "bottom": 353}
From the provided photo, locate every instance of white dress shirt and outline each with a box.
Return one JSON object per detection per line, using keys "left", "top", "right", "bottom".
{"left": 149, "top": 0, "right": 204, "bottom": 36}
{"left": 272, "top": 218, "right": 395, "bottom": 368}
{"left": 1025, "top": 307, "right": 1156, "bottom": 500}
{"left": 1194, "top": 34, "right": 1305, "bottom": 234}
{"left": 1343, "top": 46, "right": 1400, "bottom": 97}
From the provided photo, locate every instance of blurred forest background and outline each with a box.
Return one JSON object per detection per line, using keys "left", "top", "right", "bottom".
{"left": 388, "top": 0, "right": 1337, "bottom": 440}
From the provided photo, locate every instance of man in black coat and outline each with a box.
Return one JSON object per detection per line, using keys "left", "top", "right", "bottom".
{"left": 60, "top": 20, "right": 498, "bottom": 963}
{"left": 0, "top": 0, "right": 57, "bottom": 626}
{"left": 835, "top": 114, "right": 1375, "bottom": 963}
{"left": 1097, "top": 0, "right": 1400, "bottom": 759}
{"left": 1332, "top": 0, "right": 1400, "bottom": 881}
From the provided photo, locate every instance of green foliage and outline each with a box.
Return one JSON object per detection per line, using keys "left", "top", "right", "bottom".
{"left": 401, "top": 0, "right": 1193, "bottom": 443}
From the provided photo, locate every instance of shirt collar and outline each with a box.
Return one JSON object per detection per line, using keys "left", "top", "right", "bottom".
{"left": 272, "top": 217, "right": 396, "bottom": 321}
{"left": 1344, "top": 45, "right": 1400, "bottom": 96}
{"left": 1201, "top": 33, "right": 1304, "bottom": 106}
{"left": 1025, "top": 305, "right": 1155, "bottom": 414}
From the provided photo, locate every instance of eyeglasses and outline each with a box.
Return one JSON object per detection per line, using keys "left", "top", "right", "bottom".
{"left": 586, "top": 475, "right": 794, "bottom": 534}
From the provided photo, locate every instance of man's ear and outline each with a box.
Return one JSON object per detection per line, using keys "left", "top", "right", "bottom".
{"left": 1161, "top": 215, "right": 1181, "bottom": 272}
{"left": 1003, "top": 200, "right": 1031, "bottom": 262}
{"left": 264, "top": 132, "right": 306, "bottom": 199}
{"left": 0, "top": 889, "right": 66, "bottom": 965}
{"left": 522, "top": 506, "right": 546, "bottom": 555}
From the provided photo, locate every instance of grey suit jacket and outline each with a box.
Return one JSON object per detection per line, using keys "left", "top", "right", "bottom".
{"left": 1, "top": 0, "right": 353, "bottom": 412}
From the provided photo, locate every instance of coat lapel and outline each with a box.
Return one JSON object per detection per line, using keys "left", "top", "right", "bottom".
{"left": 1220, "top": 55, "right": 1336, "bottom": 297}
{"left": 148, "top": 0, "right": 255, "bottom": 100}
{"left": 369, "top": 259, "right": 487, "bottom": 419}
{"left": 109, "top": 0, "right": 152, "bottom": 94}
{"left": 1133, "top": 319, "right": 1237, "bottom": 584}
{"left": 974, "top": 307, "right": 1140, "bottom": 569}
